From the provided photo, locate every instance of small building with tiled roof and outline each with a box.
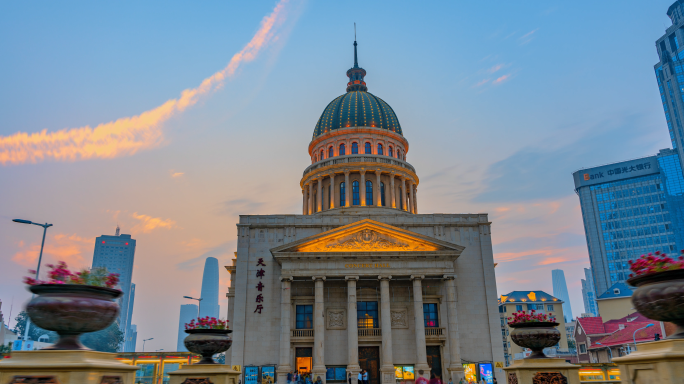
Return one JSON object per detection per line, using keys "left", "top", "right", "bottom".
{"left": 499, "top": 291, "right": 568, "bottom": 366}
{"left": 596, "top": 282, "right": 635, "bottom": 322}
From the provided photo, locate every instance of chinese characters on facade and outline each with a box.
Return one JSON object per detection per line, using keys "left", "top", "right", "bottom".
{"left": 607, "top": 162, "right": 651, "bottom": 176}
{"left": 254, "top": 258, "right": 266, "bottom": 314}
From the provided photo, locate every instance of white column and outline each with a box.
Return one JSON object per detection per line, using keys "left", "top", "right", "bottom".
{"left": 390, "top": 173, "right": 396, "bottom": 209}
{"left": 443, "top": 275, "right": 464, "bottom": 383}
{"left": 330, "top": 173, "right": 337, "bottom": 210}
{"left": 303, "top": 189, "right": 307, "bottom": 215}
{"left": 413, "top": 185, "right": 418, "bottom": 213}
{"left": 411, "top": 275, "right": 430, "bottom": 379}
{"left": 317, "top": 177, "right": 323, "bottom": 213}
{"left": 360, "top": 169, "right": 366, "bottom": 206}
{"left": 308, "top": 183, "right": 313, "bottom": 215}
{"left": 400, "top": 177, "right": 407, "bottom": 211}
{"left": 375, "top": 171, "right": 382, "bottom": 207}
{"left": 408, "top": 180, "right": 415, "bottom": 213}
{"left": 277, "top": 277, "right": 293, "bottom": 383}
{"left": 313, "top": 276, "right": 327, "bottom": 383}
{"left": 379, "top": 276, "right": 394, "bottom": 384}
{"left": 345, "top": 171, "right": 351, "bottom": 207}
{"left": 346, "top": 276, "right": 360, "bottom": 384}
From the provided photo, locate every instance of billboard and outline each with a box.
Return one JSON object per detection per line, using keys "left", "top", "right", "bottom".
{"left": 572, "top": 156, "right": 659, "bottom": 189}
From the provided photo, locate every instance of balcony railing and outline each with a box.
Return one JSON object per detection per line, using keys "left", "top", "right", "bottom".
{"left": 291, "top": 329, "right": 314, "bottom": 338}
{"left": 425, "top": 327, "right": 445, "bottom": 337}
{"left": 303, "top": 154, "right": 416, "bottom": 177}
{"left": 358, "top": 328, "right": 382, "bottom": 337}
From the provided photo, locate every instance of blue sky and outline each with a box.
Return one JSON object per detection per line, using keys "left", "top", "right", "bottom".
{"left": 0, "top": 0, "right": 676, "bottom": 351}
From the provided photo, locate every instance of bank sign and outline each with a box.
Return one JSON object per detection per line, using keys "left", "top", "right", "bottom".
{"left": 572, "top": 156, "right": 659, "bottom": 189}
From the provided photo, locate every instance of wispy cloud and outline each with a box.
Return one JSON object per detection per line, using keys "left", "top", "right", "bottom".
{"left": 0, "top": 0, "right": 293, "bottom": 166}
{"left": 487, "top": 64, "right": 505, "bottom": 74}
{"left": 519, "top": 28, "right": 539, "bottom": 45}
{"left": 493, "top": 74, "right": 511, "bottom": 84}
{"left": 473, "top": 78, "right": 491, "bottom": 88}
{"left": 131, "top": 212, "right": 177, "bottom": 233}
{"left": 171, "top": 171, "right": 184, "bottom": 178}
{"left": 12, "top": 233, "right": 91, "bottom": 270}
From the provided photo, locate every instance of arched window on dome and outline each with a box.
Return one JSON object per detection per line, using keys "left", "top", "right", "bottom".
{"left": 366, "top": 180, "right": 373, "bottom": 205}
{"left": 340, "top": 143, "right": 346, "bottom": 156}
{"left": 320, "top": 149, "right": 324, "bottom": 160}
{"left": 388, "top": 146, "right": 394, "bottom": 157}
{"left": 364, "top": 142, "right": 372, "bottom": 154}
{"left": 340, "top": 182, "right": 346, "bottom": 207}
{"left": 352, "top": 181, "right": 360, "bottom": 206}
{"left": 329, "top": 146, "right": 334, "bottom": 158}
{"left": 377, "top": 144, "right": 384, "bottom": 156}
{"left": 397, "top": 149, "right": 401, "bottom": 159}
{"left": 313, "top": 154, "right": 317, "bottom": 163}
{"left": 381, "top": 182, "right": 386, "bottom": 206}
{"left": 352, "top": 142, "right": 359, "bottom": 154}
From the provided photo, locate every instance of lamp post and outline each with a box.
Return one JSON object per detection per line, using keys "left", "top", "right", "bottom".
{"left": 142, "top": 337, "right": 153, "bottom": 352}
{"left": 595, "top": 342, "right": 612, "bottom": 361}
{"left": 632, "top": 323, "right": 654, "bottom": 351}
{"left": 12, "top": 219, "right": 53, "bottom": 349}
{"left": 183, "top": 296, "right": 203, "bottom": 317}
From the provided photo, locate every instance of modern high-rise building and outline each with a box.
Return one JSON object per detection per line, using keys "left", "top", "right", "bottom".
{"left": 92, "top": 226, "right": 137, "bottom": 351}
{"left": 581, "top": 268, "right": 599, "bottom": 317}
{"left": 124, "top": 324, "right": 137, "bottom": 352}
{"left": 655, "top": 0, "right": 684, "bottom": 173}
{"left": 551, "top": 269, "right": 574, "bottom": 322}
{"left": 572, "top": 149, "right": 684, "bottom": 297}
{"left": 199, "top": 257, "right": 219, "bottom": 319}
{"left": 177, "top": 304, "right": 198, "bottom": 352}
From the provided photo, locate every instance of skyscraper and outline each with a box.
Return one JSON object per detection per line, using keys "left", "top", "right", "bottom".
{"left": 655, "top": 0, "right": 684, "bottom": 174}
{"left": 92, "top": 226, "right": 136, "bottom": 351}
{"left": 581, "top": 268, "right": 599, "bottom": 317}
{"left": 123, "top": 283, "right": 137, "bottom": 352}
{"left": 199, "top": 257, "right": 219, "bottom": 319}
{"left": 551, "top": 269, "right": 573, "bottom": 322}
{"left": 572, "top": 149, "right": 684, "bottom": 297}
{"left": 177, "top": 304, "right": 198, "bottom": 352}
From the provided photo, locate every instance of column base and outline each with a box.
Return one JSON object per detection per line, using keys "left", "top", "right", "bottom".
{"left": 380, "top": 367, "right": 395, "bottom": 384}
{"left": 503, "top": 358, "right": 580, "bottom": 384}
{"left": 414, "top": 363, "right": 431, "bottom": 380}
{"left": 612, "top": 339, "right": 684, "bottom": 383}
{"left": 446, "top": 366, "right": 464, "bottom": 383}
{"left": 346, "top": 365, "right": 361, "bottom": 384}
{"left": 277, "top": 366, "right": 293, "bottom": 384}
{"left": 0, "top": 350, "right": 138, "bottom": 384}
{"left": 312, "top": 367, "right": 328, "bottom": 384}
{"left": 168, "top": 363, "right": 241, "bottom": 384}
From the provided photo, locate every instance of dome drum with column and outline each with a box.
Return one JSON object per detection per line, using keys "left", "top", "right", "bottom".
{"left": 301, "top": 39, "right": 418, "bottom": 215}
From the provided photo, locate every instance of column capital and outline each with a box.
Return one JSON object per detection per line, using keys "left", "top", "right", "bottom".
{"left": 345, "top": 276, "right": 359, "bottom": 281}
{"left": 377, "top": 275, "right": 392, "bottom": 281}
{"left": 312, "top": 276, "right": 327, "bottom": 282}
{"left": 344, "top": 169, "right": 351, "bottom": 175}
{"left": 328, "top": 173, "right": 336, "bottom": 178}
{"left": 442, "top": 274, "right": 456, "bottom": 281}
{"left": 280, "top": 276, "right": 294, "bottom": 282}
{"left": 316, "top": 175, "right": 323, "bottom": 181}
{"left": 410, "top": 275, "right": 425, "bottom": 281}
{"left": 360, "top": 168, "right": 366, "bottom": 175}
{"left": 400, "top": 175, "right": 407, "bottom": 181}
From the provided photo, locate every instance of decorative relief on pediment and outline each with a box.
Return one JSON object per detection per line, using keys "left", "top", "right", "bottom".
{"left": 295, "top": 228, "right": 440, "bottom": 252}
{"left": 390, "top": 308, "right": 408, "bottom": 328}
{"left": 327, "top": 308, "right": 346, "bottom": 329}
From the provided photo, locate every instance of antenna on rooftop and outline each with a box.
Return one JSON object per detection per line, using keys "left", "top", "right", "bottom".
{"left": 115, "top": 225, "right": 120, "bottom": 236}
{"left": 354, "top": 22, "right": 356, "bottom": 41}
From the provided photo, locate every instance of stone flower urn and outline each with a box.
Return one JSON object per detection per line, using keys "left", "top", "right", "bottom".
{"left": 184, "top": 329, "right": 233, "bottom": 364}
{"left": 508, "top": 322, "right": 561, "bottom": 358}
{"left": 627, "top": 269, "right": 684, "bottom": 339}
{"left": 27, "top": 284, "right": 122, "bottom": 350}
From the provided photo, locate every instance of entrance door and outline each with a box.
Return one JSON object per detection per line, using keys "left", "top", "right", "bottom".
{"left": 426, "top": 346, "right": 442, "bottom": 379}
{"left": 296, "top": 347, "right": 313, "bottom": 374}
{"left": 358, "top": 347, "right": 380, "bottom": 384}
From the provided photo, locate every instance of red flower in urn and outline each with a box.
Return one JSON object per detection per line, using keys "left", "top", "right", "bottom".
{"left": 184, "top": 317, "right": 232, "bottom": 364}
{"left": 507, "top": 310, "right": 560, "bottom": 359}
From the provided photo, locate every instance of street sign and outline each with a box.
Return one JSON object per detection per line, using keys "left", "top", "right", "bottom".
{"left": 494, "top": 362, "right": 504, "bottom": 368}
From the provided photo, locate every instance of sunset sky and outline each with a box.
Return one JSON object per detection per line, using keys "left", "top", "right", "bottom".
{"left": 0, "top": 0, "right": 676, "bottom": 351}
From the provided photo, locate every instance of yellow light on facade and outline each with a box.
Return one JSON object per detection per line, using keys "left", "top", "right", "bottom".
{"left": 527, "top": 292, "right": 536, "bottom": 301}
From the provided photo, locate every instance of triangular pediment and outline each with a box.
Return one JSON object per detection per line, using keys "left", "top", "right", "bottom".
{"left": 270, "top": 219, "right": 464, "bottom": 255}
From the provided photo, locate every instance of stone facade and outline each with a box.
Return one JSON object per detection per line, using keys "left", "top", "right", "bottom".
{"left": 227, "top": 213, "right": 505, "bottom": 384}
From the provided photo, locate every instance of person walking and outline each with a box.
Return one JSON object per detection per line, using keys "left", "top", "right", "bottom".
{"left": 357, "top": 371, "right": 363, "bottom": 384}
{"left": 362, "top": 370, "right": 369, "bottom": 384}
{"left": 315, "top": 376, "right": 323, "bottom": 384}
{"left": 287, "top": 372, "right": 293, "bottom": 384}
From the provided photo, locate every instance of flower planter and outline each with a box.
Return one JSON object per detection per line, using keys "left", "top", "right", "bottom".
{"left": 508, "top": 322, "right": 561, "bottom": 359}
{"left": 26, "top": 284, "right": 122, "bottom": 350}
{"left": 184, "top": 329, "right": 233, "bottom": 364}
{"left": 627, "top": 269, "right": 684, "bottom": 339}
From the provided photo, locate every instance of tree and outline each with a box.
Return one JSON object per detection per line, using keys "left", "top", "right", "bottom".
{"left": 14, "top": 311, "right": 123, "bottom": 352}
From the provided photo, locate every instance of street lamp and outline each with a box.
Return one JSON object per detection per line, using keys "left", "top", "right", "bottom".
{"left": 12, "top": 219, "right": 53, "bottom": 348}
{"left": 142, "top": 337, "right": 153, "bottom": 352}
{"left": 595, "top": 342, "right": 612, "bottom": 361}
{"left": 633, "top": 323, "right": 654, "bottom": 351}
{"left": 183, "top": 296, "right": 203, "bottom": 317}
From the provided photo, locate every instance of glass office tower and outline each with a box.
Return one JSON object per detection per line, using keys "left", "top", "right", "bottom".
{"left": 581, "top": 268, "right": 598, "bottom": 316}
{"left": 573, "top": 149, "right": 684, "bottom": 297}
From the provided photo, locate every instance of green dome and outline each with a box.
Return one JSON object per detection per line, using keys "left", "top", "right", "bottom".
{"left": 313, "top": 91, "right": 403, "bottom": 139}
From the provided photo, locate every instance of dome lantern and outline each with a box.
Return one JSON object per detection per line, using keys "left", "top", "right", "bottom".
{"left": 346, "top": 40, "right": 368, "bottom": 92}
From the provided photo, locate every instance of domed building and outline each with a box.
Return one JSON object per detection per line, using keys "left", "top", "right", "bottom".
{"left": 301, "top": 41, "right": 417, "bottom": 215}
{"left": 227, "top": 40, "right": 504, "bottom": 384}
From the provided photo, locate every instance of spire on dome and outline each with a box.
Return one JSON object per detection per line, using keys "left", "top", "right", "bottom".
{"left": 346, "top": 26, "right": 367, "bottom": 92}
